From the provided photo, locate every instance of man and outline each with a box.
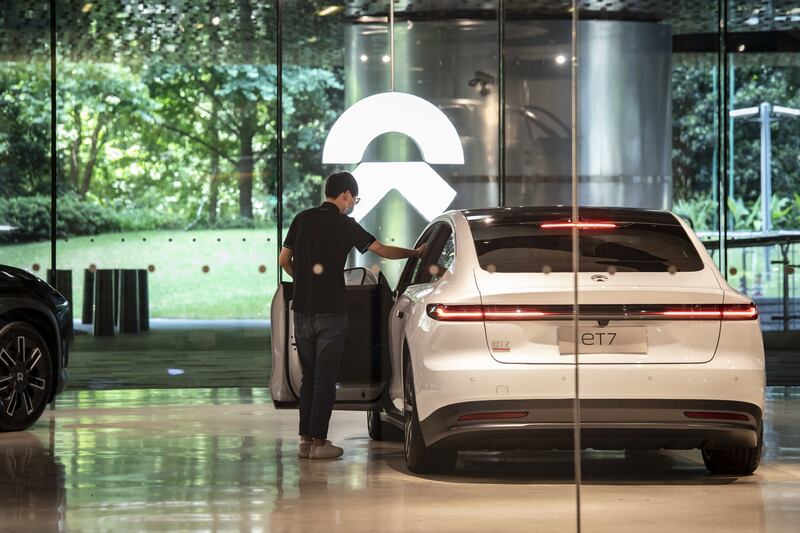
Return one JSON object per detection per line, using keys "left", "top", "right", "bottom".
{"left": 279, "top": 171, "right": 425, "bottom": 460}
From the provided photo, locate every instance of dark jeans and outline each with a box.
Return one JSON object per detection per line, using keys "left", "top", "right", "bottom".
{"left": 293, "top": 311, "right": 348, "bottom": 440}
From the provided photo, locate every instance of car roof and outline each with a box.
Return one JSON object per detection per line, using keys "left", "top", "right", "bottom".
{"left": 457, "top": 206, "right": 680, "bottom": 226}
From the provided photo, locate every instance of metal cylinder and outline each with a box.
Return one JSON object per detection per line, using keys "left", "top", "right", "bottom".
{"left": 93, "top": 269, "right": 115, "bottom": 337}
{"left": 118, "top": 269, "right": 139, "bottom": 334}
{"left": 343, "top": 19, "right": 501, "bottom": 285}
{"left": 137, "top": 269, "right": 150, "bottom": 332}
{"left": 342, "top": 17, "right": 672, "bottom": 284}
{"left": 504, "top": 20, "right": 672, "bottom": 208}
{"left": 82, "top": 269, "right": 94, "bottom": 325}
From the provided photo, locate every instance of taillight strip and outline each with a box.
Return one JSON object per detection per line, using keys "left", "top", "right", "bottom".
{"left": 484, "top": 311, "right": 546, "bottom": 319}
{"left": 540, "top": 222, "right": 618, "bottom": 229}
{"left": 662, "top": 311, "right": 724, "bottom": 318}
{"left": 426, "top": 304, "right": 758, "bottom": 321}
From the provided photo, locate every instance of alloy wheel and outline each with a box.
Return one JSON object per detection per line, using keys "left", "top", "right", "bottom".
{"left": 0, "top": 334, "right": 49, "bottom": 419}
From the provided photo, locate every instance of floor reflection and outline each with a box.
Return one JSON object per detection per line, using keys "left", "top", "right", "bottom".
{"left": 0, "top": 425, "right": 66, "bottom": 532}
{"left": 0, "top": 387, "right": 797, "bottom": 532}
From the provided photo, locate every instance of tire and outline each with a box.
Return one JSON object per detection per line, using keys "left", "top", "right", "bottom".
{"left": 403, "top": 357, "right": 456, "bottom": 474}
{"left": 702, "top": 428, "right": 763, "bottom": 476}
{"left": 0, "top": 322, "right": 54, "bottom": 432}
{"left": 367, "top": 409, "right": 403, "bottom": 442}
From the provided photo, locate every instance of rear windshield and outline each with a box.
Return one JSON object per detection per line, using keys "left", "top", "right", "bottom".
{"left": 469, "top": 221, "right": 705, "bottom": 273}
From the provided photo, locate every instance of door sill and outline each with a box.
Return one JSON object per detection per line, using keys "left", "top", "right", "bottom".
{"left": 381, "top": 409, "right": 405, "bottom": 430}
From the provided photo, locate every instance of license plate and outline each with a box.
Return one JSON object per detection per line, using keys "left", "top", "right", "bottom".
{"left": 557, "top": 327, "right": 647, "bottom": 354}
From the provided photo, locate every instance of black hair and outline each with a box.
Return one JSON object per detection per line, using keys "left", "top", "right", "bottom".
{"left": 324, "top": 171, "right": 358, "bottom": 199}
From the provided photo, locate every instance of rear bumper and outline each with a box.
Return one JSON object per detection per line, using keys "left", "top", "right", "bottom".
{"left": 420, "top": 399, "right": 761, "bottom": 451}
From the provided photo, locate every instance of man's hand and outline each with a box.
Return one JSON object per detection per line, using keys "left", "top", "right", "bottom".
{"left": 412, "top": 243, "right": 427, "bottom": 259}
{"left": 369, "top": 240, "right": 426, "bottom": 260}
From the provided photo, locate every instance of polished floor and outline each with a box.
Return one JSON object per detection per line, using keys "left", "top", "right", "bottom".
{"left": 1, "top": 388, "right": 799, "bottom": 532}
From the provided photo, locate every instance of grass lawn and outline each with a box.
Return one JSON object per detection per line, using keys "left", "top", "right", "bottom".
{"left": 0, "top": 229, "right": 281, "bottom": 319}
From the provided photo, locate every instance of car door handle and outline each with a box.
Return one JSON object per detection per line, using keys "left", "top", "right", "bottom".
{"left": 396, "top": 310, "right": 406, "bottom": 319}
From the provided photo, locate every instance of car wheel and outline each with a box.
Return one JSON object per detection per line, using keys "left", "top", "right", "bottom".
{"left": 702, "top": 428, "right": 763, "bottom": 476}
{"left": 367, "top": 409, "right": 403, "bottom": 442}
{"left": 0, "top": 322, "right": 53, "bottom": 432}
{"left": 403, "top": 357, "right": 456, "bottom": 474}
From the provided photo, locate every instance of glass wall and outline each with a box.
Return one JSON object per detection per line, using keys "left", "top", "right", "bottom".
{"left": 0, "top": 2, "right": 53, "bottom": 276}
{"left": 54, "top": 1, "right": 278, "bottom": 388}
{"left": 0, "top": 1, "right": 797, "bottom": 516}
{"left": 279, "top": 0, "right": 352, "bottom": 273}
{"left": 0, "top": 0, "right": 800, "bottom": 523}
{"left": 575, "top": 0, "right": 798, "bottom": 527}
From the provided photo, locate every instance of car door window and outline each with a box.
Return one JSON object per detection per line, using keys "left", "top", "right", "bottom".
{"left": 412, "top": 224, "right": 452, "bottom": 285}
{"left": 396, "top": 224, "right": 438, "bottom": 295}
{"left": 429, "top": 232, "right": 455, "bottom": 283}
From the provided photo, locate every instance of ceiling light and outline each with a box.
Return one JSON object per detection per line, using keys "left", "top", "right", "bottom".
{"left": 555, "top": 55, "right": 567, "bottom": 65}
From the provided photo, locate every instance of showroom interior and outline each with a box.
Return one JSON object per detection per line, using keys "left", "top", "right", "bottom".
{"left": 1, "top": 0, "right": 799, "bottom": 530}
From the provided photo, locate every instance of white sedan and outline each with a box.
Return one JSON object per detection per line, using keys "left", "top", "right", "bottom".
{"left": 271, "top": 206, "right": 765, "bottom": 475}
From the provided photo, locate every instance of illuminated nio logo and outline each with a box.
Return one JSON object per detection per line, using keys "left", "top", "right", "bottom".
{"left": 322, "top": 92, "right": 463, "bottom": 222}
{"left": 591, "top": 274, "right": 609, "bottom": 283}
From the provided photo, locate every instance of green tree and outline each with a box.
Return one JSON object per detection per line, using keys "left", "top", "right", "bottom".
{"left": 57, "top": 63, "right": 153, "bottom": 199}
{"left": 0, "top": 63, "right": 52, "bottom": 197}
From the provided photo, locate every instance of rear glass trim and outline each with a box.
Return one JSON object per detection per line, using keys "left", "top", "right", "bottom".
{"left": 462, "top": 206, "right": 681, "bottom": 226}
{"left": 469, "top": 219, "right": 705, "bottom": 273}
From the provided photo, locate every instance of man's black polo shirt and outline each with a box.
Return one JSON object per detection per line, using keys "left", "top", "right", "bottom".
{"left": 283, "top": 202, "right": 376, "bottom": 314}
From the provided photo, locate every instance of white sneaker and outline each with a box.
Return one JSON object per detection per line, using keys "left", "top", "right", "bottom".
{"left": 309, "top": 440, "right": 344, "bottom": 460}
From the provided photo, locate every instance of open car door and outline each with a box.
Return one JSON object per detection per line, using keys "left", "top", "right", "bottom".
{"left": 270, "top": 267, "right": 394, "bottom": 410}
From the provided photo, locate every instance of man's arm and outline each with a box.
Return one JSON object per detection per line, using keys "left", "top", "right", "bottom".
{"left": 279, "top": 247, "right": 294, "bottom": 277}
{"left": 368, "top": 241, "right": 426, "bottom": 260}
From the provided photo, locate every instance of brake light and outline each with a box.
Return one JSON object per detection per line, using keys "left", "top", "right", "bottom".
{"left": 659, "top": 304, "right": 758, "bottom": 321}
{"left": 457, "top": 411, "right": 529, "bottom": 422}
{"left": 484, "top": 307, "right": 546, "bottom": 319}
{"left": 426, "top": 304, "right": 554, "bottom": 321}
{"left": 722, "top": 305, "right": 759, "bottom": 319}
{"left": 426, "top": 305, "right": 484, "bottom": 321}
{"left": 684, "top": 411, "right": 750, "bottom": 421}
{"left": 540, "top": 221, "right": 618, "bottom": 229}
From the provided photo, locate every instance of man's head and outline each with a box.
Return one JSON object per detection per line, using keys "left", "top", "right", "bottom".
{"left": 325, "top": 171, "right": 360, "bottom": 215}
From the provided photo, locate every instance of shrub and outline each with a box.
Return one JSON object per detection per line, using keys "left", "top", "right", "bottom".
{"left": 57, "top": 193, "right": 122, "bottom": 237}
{"left": 114, "top": 206, "right": 184, "bottom": 232}
{"left": 0, "top": 194, "right": 272, "bottom": 243}
{"left": 189, "top": 216, "right": 274, "bottom": 230}
{"left": 0, "top": 195, "right": 53, "bottom": 242}
{"left": 0, "top": 194, "right": 189, "bottom": 242}
{"left": 0, "top": 194, "right": 124, "bottom": 242}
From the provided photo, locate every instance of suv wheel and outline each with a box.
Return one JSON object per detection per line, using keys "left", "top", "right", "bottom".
{"left": 0, "top": 322, "right": 53, "bottom": 432}
{"left": 403, "top": 357, "right": 456, "bottom": 474}
{"left": 702, "top": 428, "right": 763, "bottom": 476}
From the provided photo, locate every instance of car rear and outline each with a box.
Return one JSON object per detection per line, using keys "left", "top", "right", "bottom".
{"left": 415, "top": 207, "right": 764, "bottom": 473}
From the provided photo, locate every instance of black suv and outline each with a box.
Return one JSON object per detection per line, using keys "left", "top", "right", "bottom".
{"left": 0, "top": 264, "right": 69, "bottom": 431}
